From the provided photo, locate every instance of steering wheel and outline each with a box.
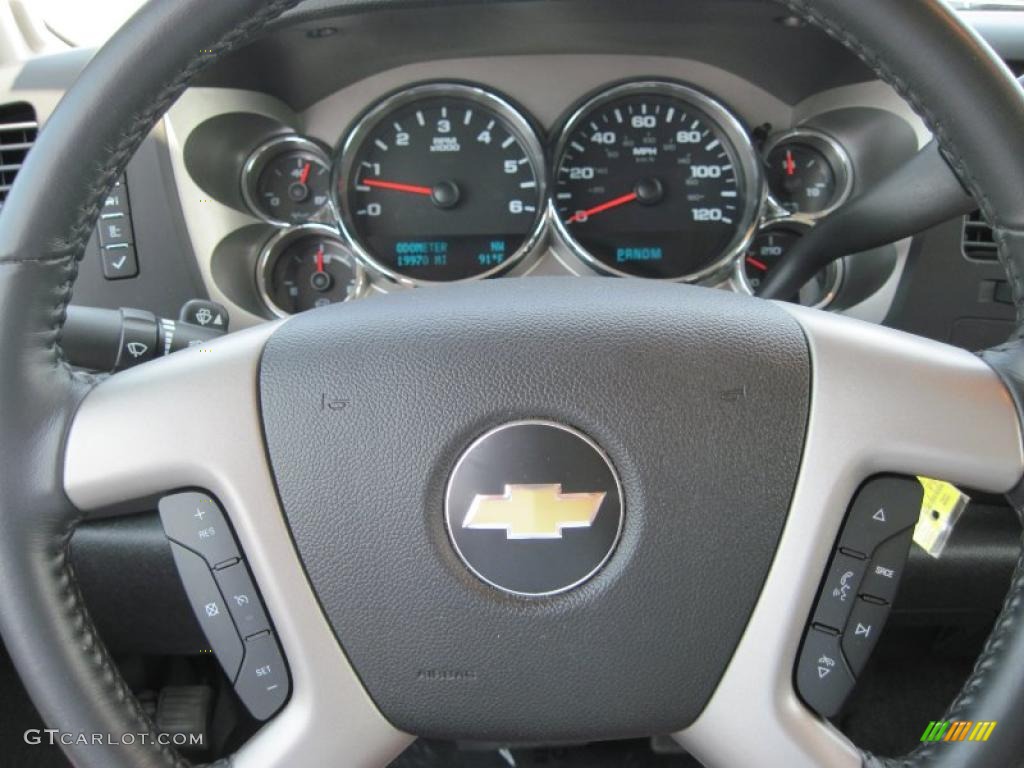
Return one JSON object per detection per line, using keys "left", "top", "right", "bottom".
{"left": 2, "top": 0, "right": 1024, "bottom": 766}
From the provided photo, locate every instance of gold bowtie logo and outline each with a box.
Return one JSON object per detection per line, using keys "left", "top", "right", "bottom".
{"left": 463, "top": 484, "right": 606, "bottom": 540}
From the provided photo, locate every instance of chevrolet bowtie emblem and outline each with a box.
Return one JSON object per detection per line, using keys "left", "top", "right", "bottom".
{"left": 463, "top": 484, "right": 606, "bottom": 540}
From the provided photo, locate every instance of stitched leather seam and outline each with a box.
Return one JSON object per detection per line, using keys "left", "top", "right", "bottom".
{"left": 778, "top": 3, "right": 1024, "bottom": 765}
{"left": 0, "top": 254, "right": 82, "bottom": 265}
{"left": 778, "top": 1, "right": 998, "bottom": 229}
{"left": 42, "top": 2, "right": 302, "bottom": 767}
{"left": 864, "top": 532, "right": 1024, "bottom": 768}
{"left": 994, "top": 228, "right": 1024, "bottom": 328}
{"left": 55, "top": 0, "right": 304, "bottom": 268}
{"left": 55, "top": 516, "right": 192, "bottom": 768}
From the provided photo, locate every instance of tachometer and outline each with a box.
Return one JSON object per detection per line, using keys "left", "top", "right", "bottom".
{"left": 335, "top": 84, "right": 547, "bottom": 284}
{"left": 551, "top": 81, "right": 762, "bottom": 281}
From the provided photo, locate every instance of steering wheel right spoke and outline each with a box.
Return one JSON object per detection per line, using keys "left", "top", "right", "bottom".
{"left": 63, "top": 325, "right": 413, "bottom": 768}
{"left": 675, "top": 305, "right": 1024, "bottom": 767}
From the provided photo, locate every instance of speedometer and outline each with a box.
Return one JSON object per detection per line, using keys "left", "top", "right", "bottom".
{"left": 551, "top": 81, "right": 762, "bottom": 281}
{"left": 335, "top": 84, "right": 547, "bottom": 284}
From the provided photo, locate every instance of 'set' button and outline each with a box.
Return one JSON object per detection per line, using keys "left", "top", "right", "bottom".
{"left": 234, "top": 632, "right": 289, "bottom": 720}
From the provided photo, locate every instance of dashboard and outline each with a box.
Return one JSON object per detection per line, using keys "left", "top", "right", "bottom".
{"left": 1, "top": 2, "right": 1023, "bottom": 763}
{"left": 169, "top": 56, "right": 922, "bottom": 325}
{"left": 1, "top": 0, "right": 1014, "bottom": 355}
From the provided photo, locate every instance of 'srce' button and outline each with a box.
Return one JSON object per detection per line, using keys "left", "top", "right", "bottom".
{"left": 860, "top": 530, "right": 913, "bottom": 604}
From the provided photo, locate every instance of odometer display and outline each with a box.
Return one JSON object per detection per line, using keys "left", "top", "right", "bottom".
{"left": 336, "top": 84, "right": 546, "bottom": 283}
{"left": 552, "top": 82, "right": 761, "bottom": 280}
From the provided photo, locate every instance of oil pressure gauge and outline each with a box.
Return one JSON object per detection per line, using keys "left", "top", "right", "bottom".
{"left": 257, "top": 225, "right": 366, "bottom": 317}
{"left": 243, "top": 135, "right": 332, "bottom": 226}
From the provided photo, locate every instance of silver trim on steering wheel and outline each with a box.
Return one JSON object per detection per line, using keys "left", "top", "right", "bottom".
{"left": 63, "top": 324, "right": 414, "bottom": 768}
{"left": 61, "top": 306, "right": 1023, "bottom": 767}
{"left": 674, "top": 305, "right": 1023, "bottom": 767}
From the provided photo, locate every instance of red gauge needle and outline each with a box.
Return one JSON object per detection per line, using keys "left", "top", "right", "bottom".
{"left": 363, "top": 178, "right": 433, "bottom": 196}
{"left": 315, "top": 244, "right": 325, "bottom": 273}
{"left": 299, "top": 162, "right": 312, "bottom": 185}
{"left": 784, "top": 150, "right": 797, "bottom": 177}
{"left": 746, "top": 256, "right": 769, "bottom": 271}
{"left": 566, "top": 191, "right": 639, "bottom": 224}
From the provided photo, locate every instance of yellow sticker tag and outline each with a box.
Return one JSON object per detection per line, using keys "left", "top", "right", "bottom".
{"left": 914, "top": 477, "right": 970, "bottom": 558}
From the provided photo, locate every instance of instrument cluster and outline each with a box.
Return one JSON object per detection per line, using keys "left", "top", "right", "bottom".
{"left": 239, "top": 80, "right": 855, "bottom": 317}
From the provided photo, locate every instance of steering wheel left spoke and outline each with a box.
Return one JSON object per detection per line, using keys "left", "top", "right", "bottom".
{"left": 1, "top": 1, "right": 1024, "bottom": 766}
{"left": 64, "top": 325, "right": 413, "bottom": 768}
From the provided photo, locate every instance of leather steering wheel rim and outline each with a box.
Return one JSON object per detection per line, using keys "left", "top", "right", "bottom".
{"left": 1, "top": 1, "right": 1024, "bottom": 767}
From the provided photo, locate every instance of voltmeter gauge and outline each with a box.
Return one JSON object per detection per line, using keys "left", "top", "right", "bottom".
{"left": 243, "top": 135, "right": 332, "bottom": 226}
{"left": 763, "top": 129, "right": 853, "bottom": 219}
{"left": 257, "top": 225, "right": 366, "bottom": 317}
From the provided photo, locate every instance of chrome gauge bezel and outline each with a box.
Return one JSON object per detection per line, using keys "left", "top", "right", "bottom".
{"left": 242, "top": 134, "right": 333, "bottom": 227}
{"left": 733, "top": 221, "right": 845, "bottom": 310}
{"left": 256, "top": 223, "right": 367, "bottom": 318}
{"left": 762, "top": 127, "right": 854, "bottom": 222}
{"left": 548, "top": 80, "right": 764, "bottom": 283}
{"left": 333, "top": 82, "right": 550, "bottom": 287}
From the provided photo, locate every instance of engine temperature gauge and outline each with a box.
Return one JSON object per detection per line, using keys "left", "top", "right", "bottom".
{"left": 737, "top": 225, "right": 843, "bottom": 308}
{"left": 257, "top": 225, "right": 366, "bottom": 317}
{"left": 243, "top": 135, "right": 332, "bottom": 226}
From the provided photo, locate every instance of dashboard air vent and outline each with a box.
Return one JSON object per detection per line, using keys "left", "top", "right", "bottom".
{"left": 962, "top": 210, "right": 998, "bottom": 262}
{"left": 0, "top": 102, "right": 37, "bottom": 210}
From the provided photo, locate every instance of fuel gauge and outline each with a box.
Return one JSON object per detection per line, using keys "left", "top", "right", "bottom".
{"left": 257, "top": 225, "right": 366, "bottom": 317}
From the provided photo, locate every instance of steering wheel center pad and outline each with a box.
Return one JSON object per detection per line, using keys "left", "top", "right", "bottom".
{"left": 2, "top": 1, "right": 1024, "bottom": 766}
{"left": 260, "top": 277, "right": 810, "bottom": 739}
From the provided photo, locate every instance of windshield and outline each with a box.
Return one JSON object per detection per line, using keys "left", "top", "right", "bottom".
{"left": 22, "top": 0, "right": 147, "bottom": 47}
{"left": 948, "top": 1, "right": 1024, "bottom": 7}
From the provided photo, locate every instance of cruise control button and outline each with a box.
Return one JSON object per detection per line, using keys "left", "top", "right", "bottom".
{"left": 812, "top": 552, "right": 866, "bottom": 632}
{"left": 839, "top": 476, "right": 922, "bottom": 558}
{"left": 168, "top": 542, "right": 243, "bottom": 681}
{"left": 841, "top": 597, "right": 891, "bottom": 676}
{"left": 159, "top": 491, "right": 240, "bottom": 568}
{"left": 860, "top": 529, "right": 913, "bottom": 604}
{"left": 234, "top": 632, "right": 289, "bottom": 720}
{"left": 214, "top": 562, "right": 270, "bottom": 639}
{"left": 796, "top": 627, "right": 855, "bottom": 718}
